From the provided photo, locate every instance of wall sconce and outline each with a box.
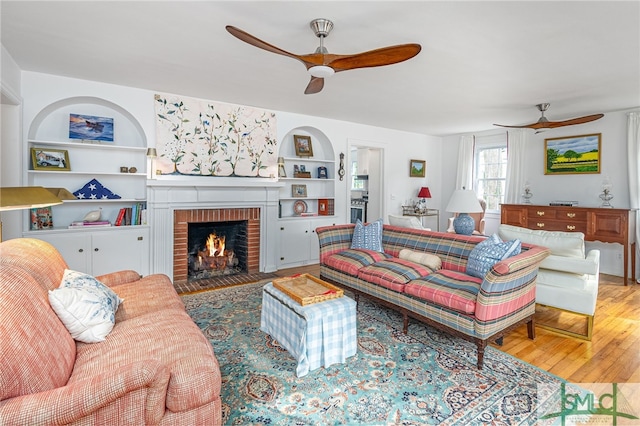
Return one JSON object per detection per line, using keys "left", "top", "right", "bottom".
{"left": 146, "top": 148, "right": 157, "bottom": 179}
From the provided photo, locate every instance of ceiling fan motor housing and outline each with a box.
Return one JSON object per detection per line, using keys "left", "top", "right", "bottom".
{"left": 310, "top": 19, "right": 333, "bottom": 38}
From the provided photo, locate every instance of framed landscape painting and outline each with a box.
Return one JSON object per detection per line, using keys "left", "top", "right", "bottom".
{"left": 409, "top": 159, "right": 426, "bottom": 177}
{"left": 544, "top": 133, "right": 601, "bottom": 175}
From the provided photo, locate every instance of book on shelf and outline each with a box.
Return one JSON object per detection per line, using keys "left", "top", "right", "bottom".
{"left": 114, "top": 202, "right": 147, "bottom": 226}
{"left": 68, "top": 221, "right": 112, "bottom": 229}
{"left": 30, "top": 207, "right": 54, "bottom": 230}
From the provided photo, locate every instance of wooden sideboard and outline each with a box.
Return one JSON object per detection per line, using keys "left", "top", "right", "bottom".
{"left": 501, "top": 204, "right": 636, "bottom": 284}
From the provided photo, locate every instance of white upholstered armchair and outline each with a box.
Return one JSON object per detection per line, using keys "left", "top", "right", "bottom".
{"left": 498, "top": 224, "right": 600, "bottom": 340}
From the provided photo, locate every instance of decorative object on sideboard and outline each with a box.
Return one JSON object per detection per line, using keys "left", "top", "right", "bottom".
{"left": 522, "top": 181, "right": 533, "bottom": 204}
{"left": 414, "top": 187, "right": 432, "bottom": 213}
{"left": 544, "top": 133, "right": 601, "bottom": 175}
{"left": 225, "top": 19, "right": 420, "bottom": 95}
{"left": 0, "top": 186, "right": 63, "bottom": 240}
{"left": 599, "top": 175, "right": 614, "bottom": 208}
{"left": 293, "top": 135, "right": 313, "bottom": 157}
{"left": 31, "top": 148, "right": 71, "bottom": 171}
{"left": 146, "top": 148, "right": 157, "bottom": 179}
{"left": 338, "top": 153, "right": 345, "bottom": 181}
{"left": 409, "top": 159, "right": 426, "bottom": 178}
{"left": 494, "top": 103, "right": 604, "bottom": 132}
{"left": 446, "top": 188, "right": 483, "bottom": 235}
{"left": 277, "top": 157, "right": 287, "bottom": 178}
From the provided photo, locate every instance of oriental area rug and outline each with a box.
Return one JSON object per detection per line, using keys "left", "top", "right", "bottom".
{"left": 182, "top": 282, "right": 577, "bottom": 425}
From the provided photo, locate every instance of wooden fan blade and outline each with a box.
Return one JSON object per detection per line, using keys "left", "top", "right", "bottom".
{"left": 327, "top": 44, "right": 421, "bottom": 71}
{"left": 545, "top": 114, "right": 604, "bottom": 128}
{"left": 304, "top": 77, "right": 324, "bottom": 94}
{"left": 226, "top": 25, "right": 303, "bottom": 63}
{"left": 495, "top": 113, "right": 604, "bottom": 129}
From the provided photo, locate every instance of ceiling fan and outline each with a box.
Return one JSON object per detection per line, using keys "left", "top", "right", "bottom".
{"left": 226, "top": 19, "right": 421, "bottom": 95}
{"left": 494, "top": 103, "right": 604, "bottom": 132}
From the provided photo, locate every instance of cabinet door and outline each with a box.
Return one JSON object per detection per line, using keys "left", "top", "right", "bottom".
{"left": 309, "top": 218, "right": 337, "bottom": 262}
{"left": 91, "top": 228, "right": 150, "bottom": 276}
{"left": 500, "top": 205, "right": 528, "bottom": 227}
{"left": 32, "top": 233, "right": 91, "bottom": 273}
{"left": 278, "top": 221, "right": 313, "bottom": 268}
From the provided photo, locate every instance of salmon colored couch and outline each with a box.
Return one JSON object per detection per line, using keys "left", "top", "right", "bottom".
{"left": 0, "top": 238, "right": 222, "bottom": 425}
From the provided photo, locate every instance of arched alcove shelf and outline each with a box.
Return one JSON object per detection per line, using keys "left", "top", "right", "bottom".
{"left": 28, "top": 96, "right": 146, "bottom": 146}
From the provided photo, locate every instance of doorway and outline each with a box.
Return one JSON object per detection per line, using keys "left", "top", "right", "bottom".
{"left": 348, "top": 141, "right": 384, "bottom": 223}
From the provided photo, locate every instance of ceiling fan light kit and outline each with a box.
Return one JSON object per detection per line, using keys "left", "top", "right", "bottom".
{"left": 494, "top": 103, "right": 604, "bottom": 131}
{"left": 226, "top": 19, "right": 421, "bottom": 94}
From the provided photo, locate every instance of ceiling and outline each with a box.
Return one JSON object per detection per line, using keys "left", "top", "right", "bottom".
{"left": 2, "top": 1, "right": 639, "bottom": 136}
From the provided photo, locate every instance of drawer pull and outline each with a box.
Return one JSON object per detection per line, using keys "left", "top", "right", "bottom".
{"left": 537, "top": 211, "right": 545, "bottom": 216}
{"left": 536, "top": 223, "right": 545, "bottom": 228}
{"left": 566, "top": 213, "right": 576, "bottom": 218}
{"left": 567, "top": 225, "right": 576, "bottom": 231}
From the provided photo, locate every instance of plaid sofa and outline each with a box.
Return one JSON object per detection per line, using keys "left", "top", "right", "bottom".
{"left": 0, "top": 238, "right": 222, "bottom": 425}
{"left": 317, "top": 224, "right": 550, "bottom": 369}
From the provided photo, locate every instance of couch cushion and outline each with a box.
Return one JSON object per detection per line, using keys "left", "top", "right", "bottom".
{"left": 498, "top": 224, "right": 585, "bottom": 258}
{"left": 0, "top": 265, "right": 76, "bottom": 400}
{"left": 351, "top": 219, "right": 384, "bottom": 252}
{"left": 405, "top": 270, "right": 482, "bottom": 314}
{"left": 537, "top": 269, "right": 588, "bottom": 291}
{"left": 112, "top": 274, "right": 185, "bottom": 322}
{"left": 540, "top": 254, "right": 599, "bottom": 275}
{"left": 399, "top": 248, "right": 442, "bottom": 271}
{"left": 71, "top": 309, "right": 221, "bottom": 412}
{"left": 466, "top": 234, "right": 521, "bottom": 279}
{"left": 324, "top": 249, "right": 391, "bottom": 276}
{"left": 48, "top": 269, "right": 123, "bottom": 343}
{"left": 388, "top": 214, "right": 425, "bottom": 229}
{"left": 357, "top": 258, "right": 432, "bottom": 292}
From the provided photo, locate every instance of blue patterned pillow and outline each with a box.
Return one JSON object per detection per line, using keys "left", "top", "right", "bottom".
{"left": 350, "top": 218, "right": 384, "bottom": 252}
{"left": 48, "top": 269, "right": 123, "bottom": 343}
{"left": 466, "top": 234, "right": 521, "bottom": 279}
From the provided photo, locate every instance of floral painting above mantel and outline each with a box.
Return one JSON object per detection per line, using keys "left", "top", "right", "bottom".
{"left": 154, "top": 93, "right": 277, "bottom": 177}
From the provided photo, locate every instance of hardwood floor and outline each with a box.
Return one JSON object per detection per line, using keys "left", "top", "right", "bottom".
{"left": 275, "top": 266, "right": 640, "bottom": 384}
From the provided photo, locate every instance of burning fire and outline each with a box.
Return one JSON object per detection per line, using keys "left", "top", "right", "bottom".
{"left": 206, "top": 233, "right": 226, "bottom": 257}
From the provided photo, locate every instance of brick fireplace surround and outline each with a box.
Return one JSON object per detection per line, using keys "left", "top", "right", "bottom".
{"left": 173, "top": 208, "right": 260, "bottom": 283}
{"left": 147, "top": 178, "right": 281, "bottom": 282}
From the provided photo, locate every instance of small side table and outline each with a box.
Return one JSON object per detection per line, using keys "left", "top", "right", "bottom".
{"left": 260, "top": 282, "right": 357, "bottom": 377}
{"left": 402, "top": 206, "right": 440, "bottom": 231}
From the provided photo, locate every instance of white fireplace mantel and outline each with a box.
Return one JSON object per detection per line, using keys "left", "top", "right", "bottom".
{"left": 147, "top": 177, "right": 284, "bottom": 277}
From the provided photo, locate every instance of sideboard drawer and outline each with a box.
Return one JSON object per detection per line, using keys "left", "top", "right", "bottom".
{"left": 555, "top": 209, "right": 587, "bottom": 221}
{"left": 529, "top": 220, "right": 587, "bottom": 233}
{"left": 527, "top": 207, "right": 557, "bottom": 220}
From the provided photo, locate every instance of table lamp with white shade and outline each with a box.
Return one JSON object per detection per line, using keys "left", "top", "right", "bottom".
{"left": 445, "top": 189, "right": 483, "bottom": 235}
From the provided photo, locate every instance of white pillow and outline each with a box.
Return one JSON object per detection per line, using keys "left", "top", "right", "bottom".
{"left": 48, "top": 269, "right": 123, "bottom": 343}
{"left": 399, "top": 248, "right": 442, "bottom": 271}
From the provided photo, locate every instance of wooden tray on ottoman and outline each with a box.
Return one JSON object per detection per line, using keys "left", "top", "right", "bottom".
{"left": 273, "top": 274, "right": 344, "bottom": 306}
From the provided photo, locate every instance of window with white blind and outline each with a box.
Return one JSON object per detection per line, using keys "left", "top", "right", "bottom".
{"left": 474, "top": 134, "right": 507, "bottom": 212}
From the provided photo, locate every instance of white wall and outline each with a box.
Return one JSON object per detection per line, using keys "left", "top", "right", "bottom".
{"left": 441, "top": 110, "right": 636, "bottom": 277}
{"left": 14, "top": 71, "right": 440, "bottom": 258}
{"left": 1, "top": 46, "right": 23, "bottom": 240}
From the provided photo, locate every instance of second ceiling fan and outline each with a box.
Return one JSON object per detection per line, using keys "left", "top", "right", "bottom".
{"left": 226, "top": 19, "right": 421, "bottom": 94}
{"left": 494, "top": 103, "right": 604, "bottom": 132}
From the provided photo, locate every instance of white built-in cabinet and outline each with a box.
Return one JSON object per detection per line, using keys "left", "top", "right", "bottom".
{"left": 23, "top": 96, "right": 150, "bottom": 275}
{"left": 277, "top": 127, "right": 337, "bottom": 268}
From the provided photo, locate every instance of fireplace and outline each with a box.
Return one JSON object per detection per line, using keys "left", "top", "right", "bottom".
{"left": 188, "top": 220, "right": 247, "bottom": 280}
{"left": 173, "top": 208, "right": 260, "bottom": 284}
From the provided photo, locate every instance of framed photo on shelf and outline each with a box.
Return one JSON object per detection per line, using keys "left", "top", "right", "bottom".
{"left": 31, "top": 148, "right": 71, "bottom": 171}
{"left": 317, "top": 166, "right": 328, "bottom": 179}
{"left": 409, "top": 159, "right": 425, "bottom": 177}
{"left": 294, "top": 134, "right": 313, "bottom": 157}
{"left": 292, "top": 184, "right": 308, "bottom": 198}
{"left": 69, "top": 113, "right": 114, "bottom": 142}
{"left": 544, "top": 133, "right": 601, "bottom": 175}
